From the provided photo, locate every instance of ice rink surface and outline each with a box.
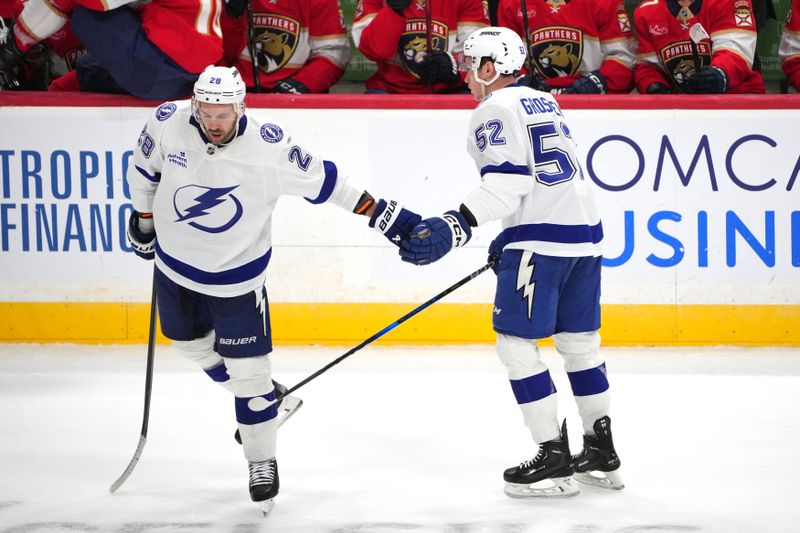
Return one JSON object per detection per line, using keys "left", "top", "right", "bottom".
{"left": 1, "top": 342, "right": 799, "bottom": 533}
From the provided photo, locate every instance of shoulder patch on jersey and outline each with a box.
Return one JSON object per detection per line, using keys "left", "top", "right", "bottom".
{"left": 260, "top": 123, "right": 284, "bottom": 143}
{"left": 140, "top": 133, "right": 155, "bottom": 158}
{"left": 155, "top": 103, "right": 177, "bottom": 121}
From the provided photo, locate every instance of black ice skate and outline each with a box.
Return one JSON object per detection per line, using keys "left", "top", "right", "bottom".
{"left": 571, "top": 415, "right": 624, "bottom": 490}
{"left": 249, "top": 458, "right": 279, "bottom": 516}
{"left": 235, "top": 380, "right": 304, "bottom": 444}
{"left": 503, "top": 420, "right": 579, "bottom": 498}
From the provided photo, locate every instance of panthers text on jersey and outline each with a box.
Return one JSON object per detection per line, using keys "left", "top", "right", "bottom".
{"left": 634, "top": 0, "right": 765, "bottom": 93}
{"left": 496, "top": 0, "right": 636, "bottom": 93}
{"left": 128, "top": 101, "right": 363, "bottom": 297}
{"left": 352, "top": 0, "right": 488, "bottom": 93}
{"left": 779, "top": 0, "right": 800, "bottom": 90}
{"left": 220, "top": 0, "right": 351, "bottom": 92}
{"left": 461, "top": 85, "right": 602, "bottom": 258}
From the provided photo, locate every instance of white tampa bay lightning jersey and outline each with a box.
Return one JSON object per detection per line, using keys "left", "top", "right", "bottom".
{"left": 462, "top": 85, "right": 603, "bottom": 258}
{"left": 128, "top": 100, "right": 363, "bottom": 297}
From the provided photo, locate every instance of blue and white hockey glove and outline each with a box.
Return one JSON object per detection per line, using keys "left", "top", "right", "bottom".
{"left": 368, "top": 199, "right": 422, "bottom": 247}
{"left": 127, "top": 211, "right": 156, "bottom": 261}
{"left": 399, "top": 210, "right": 472, "bottom": 265}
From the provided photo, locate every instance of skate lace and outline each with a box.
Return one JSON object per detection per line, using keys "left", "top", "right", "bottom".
{"left": 249, "top": 460, "right": 276, "bottom": 485}
{"left": 519, "top": 447, "right": 546, "bottom": 469}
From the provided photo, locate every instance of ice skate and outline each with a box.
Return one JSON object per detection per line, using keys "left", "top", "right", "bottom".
{"left": 249, "top": 458, "right": 279, "bottom": 517}
{"left": 503, "top": 420, "right": 579, "bottom": 498}
{"left": 572, "top": 415, "right": 624, "bottom": 490}
{"left": 235, "top": 381, "right": 303, "bottom": 444}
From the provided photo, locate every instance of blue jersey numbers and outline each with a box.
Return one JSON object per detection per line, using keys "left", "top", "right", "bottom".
{"left": 474, "top": 119, "right": 506, "bottom": 152}
{"left": 528, "top": 121, "right": 578, "bottom": 186}
{"left": 288, "top": 145, "right": 312, "bottom": 171}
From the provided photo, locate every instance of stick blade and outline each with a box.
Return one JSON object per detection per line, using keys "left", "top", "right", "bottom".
{"left": 109, "top": 435, "right": 147, "bottom": 493}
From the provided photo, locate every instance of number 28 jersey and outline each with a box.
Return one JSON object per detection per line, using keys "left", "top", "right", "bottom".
{"left": 128, "top": 101, "right": 362, "bottom": 297}
{"left": 461, "top": 85, "right": 603, "bottom": 258}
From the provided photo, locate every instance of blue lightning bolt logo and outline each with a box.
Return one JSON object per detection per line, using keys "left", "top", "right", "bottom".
{"left": 174, "top": 185, "right": 243, "bottom": 233}
{"left": 516, "top": 251, "right": 536, "bottom": 320}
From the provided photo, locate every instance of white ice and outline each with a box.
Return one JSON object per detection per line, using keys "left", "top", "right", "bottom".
{"left": 1, "top": 343, "right": 799, "bottom": 533}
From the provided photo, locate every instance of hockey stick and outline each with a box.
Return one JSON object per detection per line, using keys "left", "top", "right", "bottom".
{"left": 246, "top": 0, "right": 262, "bottom": 93}
{"left": 275, "top": 260, "right": 495, "bottom": 400}
{"left": 109, "top": 269, "right": 158, "bottom": 493}
{"left": 424, "top": 0, "right": 434, "bottom": 93}
{"left": 689, "top": 23, "right": 709, "bottom": 73}
{"left": 518, "top": 0, "right": 536, "bottom": 79}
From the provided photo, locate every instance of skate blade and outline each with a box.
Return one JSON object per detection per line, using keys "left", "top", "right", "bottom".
{"left": 574, "top": 469, "right": 625, "bottom": 490}
{"left": 259, "top": 499, "right": 275, "bottom": 517}
{"left": 277, "top": 396, "right": 303, "bottom": 428}
{"left": 504, "top": 476, "right": 580, "bottom": 499}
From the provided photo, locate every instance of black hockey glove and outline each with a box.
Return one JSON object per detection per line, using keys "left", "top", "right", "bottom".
{"left": 0, "top": 27, "right": 25, "bottom": 71}
{"left": 386, "top": 0, "right": 412, "bottom": 15}
{"left": 681, "top": 66, "right": 728, "bottom": 94}
{"left": 272, "top": 77, "right": 311, "bottom": 94}
{"left": 0, "top": 68, "right": 20, "bottom": 90}
{"left": 399, "top": 211, "right": 472, "bottom": 266}
{"left": 646, "top": 82, "right": 671, "bottom": 94}
{"left": 563, "top": 70, "right": 608, "bottom": 94}
{"left": 517, "top": 74, "right": 552, "bottom": 92}
{"left": 417, "top": 51, "right": 460, "bottom": 86}
{"left": 127, "top": 211, "right": 156, "bottom": 261}
{"left": 223, "top": 0, "right": 247, "bottom": 18}
{"left": 369, "top": 199, "right": 422, "bottom": 247}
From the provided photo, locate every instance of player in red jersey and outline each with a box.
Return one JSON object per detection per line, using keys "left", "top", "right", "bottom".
{"left": 220, "top": 0, "right": 350, "bottom": 93}
{"left": 0, "top": 0, "right": 223, "bottom": 98}
{"left": 352, "top": 0, "right": 488, "bottom": 93}
{"left": 496, "top": 0, "right": 636, "bottom": 94}
{"left": 634, "top": 0, "right": 765, "bottom": 94}
{"left": 779, "top": 0, "right": 800, "bottom": 90}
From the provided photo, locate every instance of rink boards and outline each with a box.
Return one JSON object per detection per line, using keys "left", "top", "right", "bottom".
{"left": 0, "top": 93, "right": 798, "bottom": 346}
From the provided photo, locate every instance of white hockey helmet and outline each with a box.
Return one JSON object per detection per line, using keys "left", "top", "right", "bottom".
{"left": 192, "top": 65, "right": 246, "bottom": 118}
{"left": 462, "top": 26, "right": 526, "bottom": 86}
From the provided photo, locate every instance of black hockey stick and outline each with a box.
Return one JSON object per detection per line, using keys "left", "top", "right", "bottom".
{"left": 518, "top": 0, "right": 535, "bottom": 77}
{"left": 109, "top": 269, "right": 158, "bottom": 493}
{"left": 276, "top": 260, "right": 494, "bottom": 400}
{"left": 246, "top": 0, "right": 262, "bottom": 93}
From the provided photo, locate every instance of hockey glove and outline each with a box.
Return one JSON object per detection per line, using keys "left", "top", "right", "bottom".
{"left": 223, "top": 0, "right": 247, "bottom": 18}
{"left": 386, "top": 0, "right": 412, "bottom": 15}
{"left": 681, "top": 66, "right": 728, "bottom": 94}
{"left": 646, "top": 82, "right": 671, "bottom": 94}
{"left": 517, "top": 74, "right": 552, "bottom": 93}
{"left": 399, "top": 211, "right": 472, "bottom": 266}
{"left": 369, "top": 199, "right": 422, "bottom": 247}
{"left": 127, "top": 211, "right": 156, "bottom": 260}
{"left": 417, "top": 51, "right": 460, "bottom": 86}
{"left": 272, "top": 77, "right": 311, "bottom": 94}
{"left": 564, "top": 70, "right": 608, "bottom": 94}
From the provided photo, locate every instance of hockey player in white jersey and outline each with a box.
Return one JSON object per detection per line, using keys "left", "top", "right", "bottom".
{"left": 398, "top": 27, "right": 623, "bottom": 498}
{"left": 126, "top": 65, "right": 421, "bottom": 515}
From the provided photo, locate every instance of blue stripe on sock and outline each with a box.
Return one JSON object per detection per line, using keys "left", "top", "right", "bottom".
{"left": 509, "top": 370, "right": 557, "bottom": 404}
{"left": 235, "top": 388, "right": 278, "bottom": 425}
{"left": 204, "top": 361, "right": 229, "bottom": 383}
{"left": 567, "top": 362, "right": 609, "bottom": 396}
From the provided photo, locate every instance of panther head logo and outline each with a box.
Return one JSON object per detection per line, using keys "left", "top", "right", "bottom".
{"left": 538, "top": 43, "right": 579, "bottom": 77}
{"left": 404, "top": 36, "right": 429, "bottom": 64}
{"left": 672, "top": 58, "right": 696, "bottom": 84}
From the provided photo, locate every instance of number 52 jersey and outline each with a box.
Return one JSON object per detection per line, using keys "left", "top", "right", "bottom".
{"left": 461, "top": 85, "right": 603, "bottom": 258}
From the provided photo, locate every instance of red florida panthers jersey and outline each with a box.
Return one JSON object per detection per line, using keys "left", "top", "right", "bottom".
{"left": 352, "top": 0, "right": 488, "bottom": 94}
{"left": 496, "top": 0, "right": 636, "bottom": 93}
{"left": 634, "top": 0, "right": 765, "bottom": 93}
{"left": 13, "top": 0, "right": 223, "bottom": 74}
{"left": 780, "top": 0, "right": 800, "bottom": 90}
{"left": 221, "top": 0, "right": 350, "bottom": 92}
